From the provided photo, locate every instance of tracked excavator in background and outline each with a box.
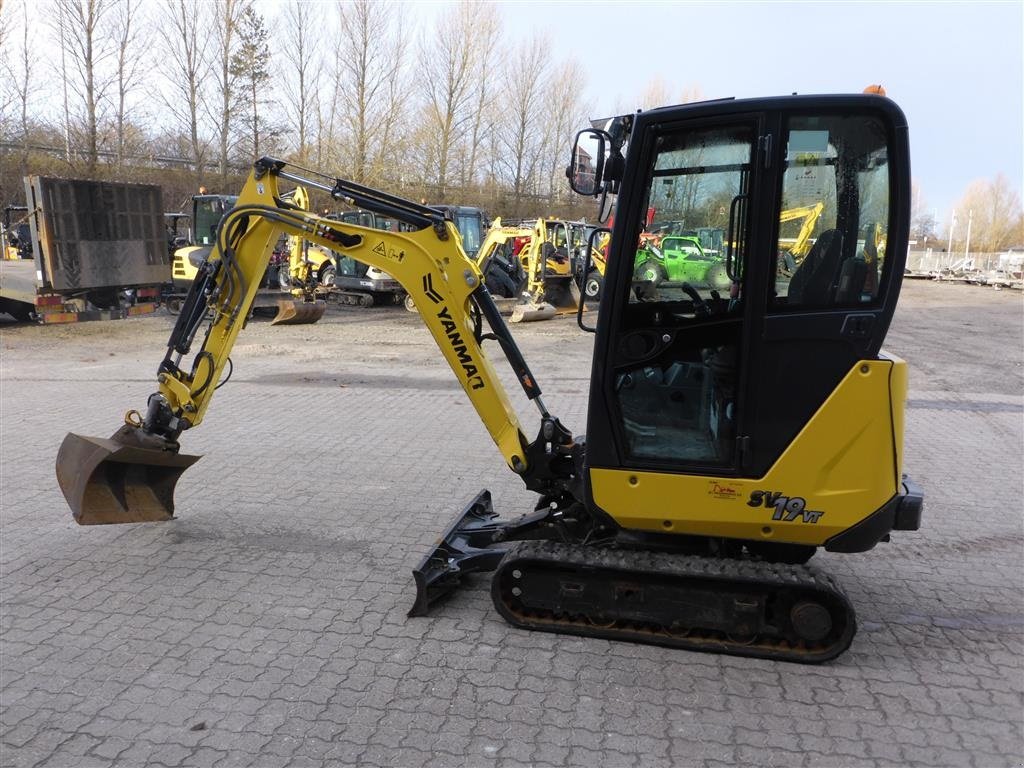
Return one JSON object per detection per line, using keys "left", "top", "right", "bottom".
{"left": 469, "top": 217, "right": 593, "bottom": 323}
{"left": 509, "top": 218, "right": 584, "bottom": 323}
{"left": 56, "top": 93, "right": 922, "bottom": 663}
{"left": 168, "top": 188, "right": 327, "bottom": 325}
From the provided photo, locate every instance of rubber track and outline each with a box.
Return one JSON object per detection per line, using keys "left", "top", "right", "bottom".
{"left": 491, "top": 540, "right": 856, "bottom": 664}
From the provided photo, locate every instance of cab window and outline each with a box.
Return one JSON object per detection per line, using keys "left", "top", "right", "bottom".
{"left": 628, "top": 125, "right": 752, "bottom": 306}
{"left": 455, "top": 213, "right": 483, "bottom": 256}
{"left": 772, "top": 115, "right": 891, "bottom": 308}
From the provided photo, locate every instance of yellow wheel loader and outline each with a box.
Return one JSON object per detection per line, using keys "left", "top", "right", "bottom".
{"left": 56, "top": 93, "right": 922, "bottom": 663}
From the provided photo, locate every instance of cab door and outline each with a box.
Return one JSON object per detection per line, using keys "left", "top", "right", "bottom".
{"left": 585, "top": 107, "right": 770, "bottom": 477}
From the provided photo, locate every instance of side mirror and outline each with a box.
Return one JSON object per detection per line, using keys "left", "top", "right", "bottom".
{"left": 567, "top": 129, "right": 608, "bottom": 196}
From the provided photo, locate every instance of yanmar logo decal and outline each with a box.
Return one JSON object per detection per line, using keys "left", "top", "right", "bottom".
{"left": 436, "top": 306, "right": 485, "bottom": 391}
{"left": 422, "top": 274, "right": 444, "bottom": 304}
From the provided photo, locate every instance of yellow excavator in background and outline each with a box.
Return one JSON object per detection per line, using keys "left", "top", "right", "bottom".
{"left": 2, "top": 206, "right": 31, "bottom": 260}
{"left": 474, "top": 217, "right": 531, "bottom": 298}
{"left": 509, "top": 218, "right": 583, "bottom": 323}
{"left": 56, "top": 93, "right": 922, "bottom": 663}
{"left": 270, "top": 185, "right": 329, "bottom": 324}
{"left": 168, "top": 187, "right": 328, "bottom": 325}
{"left": 418, "top": 217, "right": 584, "bottom": 322}
{"left": 777, "top": 202, "right": 826, "bottom": 274}
{"left": 470, "top": 217, "right": 588, "bottom": 323}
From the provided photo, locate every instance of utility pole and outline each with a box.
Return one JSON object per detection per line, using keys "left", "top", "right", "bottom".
{"left": 964, "top": 209, "right": 973, "bottom": 264}
{"left": 947, "top": 210, "right": 956, "bottom": 268}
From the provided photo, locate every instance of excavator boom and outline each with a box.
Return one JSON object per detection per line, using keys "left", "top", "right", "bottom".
{"left": 57, "top": 158, "right": 575, "bottom": 526}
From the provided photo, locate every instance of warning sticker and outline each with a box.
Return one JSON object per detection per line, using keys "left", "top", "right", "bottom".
{"left": 371, "top": 241, "right": 405, "bottom": 263}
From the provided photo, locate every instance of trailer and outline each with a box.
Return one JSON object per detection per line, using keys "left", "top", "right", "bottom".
{"left": 0, "top": 176, "right": 168, "bottom": 323}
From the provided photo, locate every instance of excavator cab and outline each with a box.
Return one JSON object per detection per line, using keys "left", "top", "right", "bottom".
{"left": 578, "top": 97, "right": 911, "bottom": 493}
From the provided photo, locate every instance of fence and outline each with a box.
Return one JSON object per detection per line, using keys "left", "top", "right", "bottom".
{"left": 905, "top": 250, "right": 1005, "bottom": 275}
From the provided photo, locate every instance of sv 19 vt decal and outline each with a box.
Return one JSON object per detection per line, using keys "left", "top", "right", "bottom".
{"left": 747, "top": 490, "right": 824, "bottom": 524}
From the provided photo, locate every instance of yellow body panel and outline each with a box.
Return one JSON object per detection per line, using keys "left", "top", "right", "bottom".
{"left": 884, "top": 350, "right": 907, "bottom": 473}
{"left": 590, "top": 358, "right": 905, "bottom": 545}
{"left": 172, "top": 246, "right": 202, "bottom": 284}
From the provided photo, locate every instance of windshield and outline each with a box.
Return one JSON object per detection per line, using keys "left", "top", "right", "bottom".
{"left": 455, "top": 213, "right": 483, "bottom": 256}
{"left": 194, "top": 196, "right": 237, "bottom": 246}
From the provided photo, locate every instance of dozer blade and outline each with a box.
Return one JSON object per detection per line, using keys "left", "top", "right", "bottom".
{"left": 270, "top": 299, "right": 325, "bottom": 325}
{"left": 409, "top": 490, "right": 511, "bottom": 616}
{"left": 56, "top": 425, "right": 201, "bottom": 525}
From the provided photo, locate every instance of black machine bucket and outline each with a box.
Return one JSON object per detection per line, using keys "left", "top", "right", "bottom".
{"left": 56, "top": 425, "right": 201, "bottom": 525}
{"left": 408, "top": 489, "right": 513, "bottom": 616}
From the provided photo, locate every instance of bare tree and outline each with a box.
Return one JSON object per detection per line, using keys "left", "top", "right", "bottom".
{"left": 678, "top": 83, "right": 705, "bottom": 105}
{"left": 952, "top": 175, "right": 1024, "bottom": 252}
{"left": 909, "top": 182, "right": 937, "bottom": 243}
{"left": 52, "top": 0, "right": 115, "bottom": 173}
{"left": 210, "top": 0, "right": 247, "bottom": 181}
{"left": 538, "top": 58, "right": 586, "bottom": 200}
{"left": 0, "top": 0, "right": 11, "bottom": 137}
{"left": 280, "top": 0, "right": 323, "bottom": 160}
{"left": 495, "top": 34, "right": 549, "bottom": 210}
{"left": 334, "top": 0, "right": 407, "bottom": 184}
{"left": 640, "top": 77, "right": 670, "bottom": 110}
{"left": 111, "top": 0, "right": 145, "bottom": 167}
{"left": 159, "top": 0, "right": 210, "bottom": 181}
{"left": 1, "top": 0, "right": 34, "bottom": 166}
{"left": 416, "top": 1, "right": 493, "bottom": 200}
{"left": 459, "top": 7, "right": 500, "bottom": 191}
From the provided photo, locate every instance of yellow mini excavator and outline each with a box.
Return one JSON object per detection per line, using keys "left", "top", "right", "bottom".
{"left": 271, "top": 184, "right": 329, "bottom": 324}
{"left": 56, "top": 93, "right": 922, "bottom": 663}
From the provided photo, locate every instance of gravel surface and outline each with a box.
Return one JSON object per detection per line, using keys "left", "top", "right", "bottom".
{"left": 1, "top": 279, "right": 1021, "bottom": 767}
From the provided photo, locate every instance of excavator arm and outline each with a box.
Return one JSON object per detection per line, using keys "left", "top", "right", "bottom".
{"left": 56, "top": 158, "right": 577, "bottom": 529}
{"left": 779, "top": 202, "right": 826, "bottom": 262}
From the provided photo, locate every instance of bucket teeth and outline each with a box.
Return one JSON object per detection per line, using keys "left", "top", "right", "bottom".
{"left": 271, "top": 300, "right": 325, "bottom": 325}
{"left": 56, "top": 427, "right": 201, "bottom": 525}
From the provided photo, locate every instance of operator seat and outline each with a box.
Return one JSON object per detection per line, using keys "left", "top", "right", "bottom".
{"left": 787, "top": 229, "right": 844, "bottom": 306}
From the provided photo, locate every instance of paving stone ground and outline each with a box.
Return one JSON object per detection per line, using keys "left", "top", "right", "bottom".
{"left": 1, "top": 280, "right": 1022, "bottom": 767}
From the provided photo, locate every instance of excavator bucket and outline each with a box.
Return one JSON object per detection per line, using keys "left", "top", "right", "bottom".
{"left": 270, "top": 299, "right": 326, "bottom": 325}
{"left": 509, "top": 281, "right": 580, "bottom": 323}
{"left": 546, "top": 279, "right": 582, "bottom": 316}
{"left": 509, "top": 301, "right": 557, "bottom": 323}
{"left": 56, "top": 426, "right": 201, "bottom": 525}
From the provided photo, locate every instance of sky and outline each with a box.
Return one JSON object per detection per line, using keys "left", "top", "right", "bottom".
{"left": 476, "top": 0, "right": 1023, "bottom": 224}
